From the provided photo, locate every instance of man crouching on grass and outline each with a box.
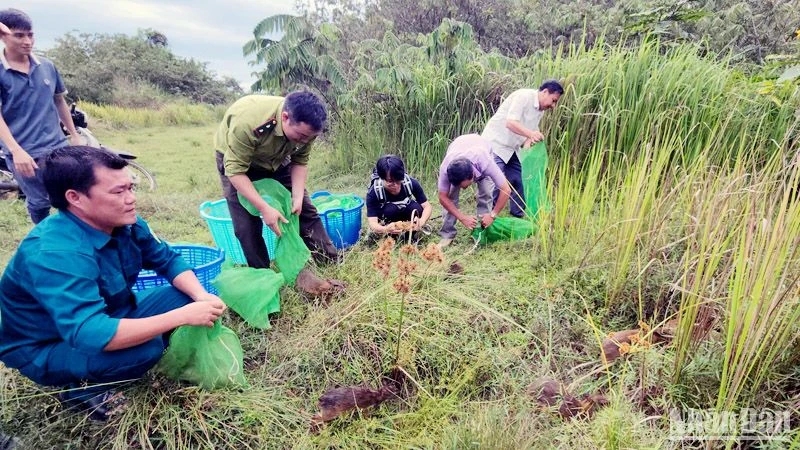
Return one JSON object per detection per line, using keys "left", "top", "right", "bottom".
{"left": 0, "top": 146, "right": 227, "bottom": 421}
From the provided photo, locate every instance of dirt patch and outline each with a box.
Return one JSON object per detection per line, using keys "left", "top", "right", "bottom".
{"left": 447, "top": 261, "right": 464, "bottom": 275}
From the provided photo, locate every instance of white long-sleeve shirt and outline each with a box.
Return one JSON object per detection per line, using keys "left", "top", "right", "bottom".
{"left": 481, "top": 88, "right": 543, "bottom": 163}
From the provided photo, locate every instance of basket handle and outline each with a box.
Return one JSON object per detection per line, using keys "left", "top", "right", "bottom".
{"left": 323, "top": 208, "right": 346, "bottom": 218}
{"left": 199, "top": 201, "right": 212, "bottom": 216}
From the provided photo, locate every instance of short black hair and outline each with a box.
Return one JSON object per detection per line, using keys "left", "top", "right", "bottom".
{"left": 539, "top": 80, "right": 564, "bottom": 95}
{"left": 446, "top": 158, "right": 474, "bottom": 186}
{"left": 375, "top": 155, "right": 406, "bottom": 181}
{"left": 0, "top": 9, "right": 32, "bottom": 31}
{"left": 283, "top": 90, "right": 327, "bottom": 132}
{"left": 43, "top": 146, "right": 128, "bottom": 210}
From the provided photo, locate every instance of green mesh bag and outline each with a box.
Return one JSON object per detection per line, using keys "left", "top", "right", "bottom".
{"left": 521, "top": 142, "right": 549, "bottom": 218}
{"left": 212, "top": 267, "right": 283, "bottom": 330}
{"left": 158, "top": 320, "right": 247, "bottom": 389}
{"left": 237, "top": 178, "right": 310, "bottom": 285}
{"left": 471, "top": 216, "right": 536, "bottom": 244}
{"left": 312, "top": 194, "right": 360, "bottom": 213}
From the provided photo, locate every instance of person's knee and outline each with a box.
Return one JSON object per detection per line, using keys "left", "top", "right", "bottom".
{"left": 144, "top": 286, "right": 193, "bottom": 313}
{"left": 88, "top": 338, "right": 164, "bottom": 382}
{"left": 381, "top": 203, "right": 411, "bottom": 223}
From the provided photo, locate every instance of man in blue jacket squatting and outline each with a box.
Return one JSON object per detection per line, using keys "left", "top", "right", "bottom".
{"left": 0, "top": 146, "right": 227, "bottom": 421}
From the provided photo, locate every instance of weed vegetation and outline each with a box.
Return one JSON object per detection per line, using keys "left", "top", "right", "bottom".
{"left": 1, "top": 38, "right": 799, "bottom": 449}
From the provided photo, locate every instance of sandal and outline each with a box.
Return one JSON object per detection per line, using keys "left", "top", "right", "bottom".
{"left": 58, "top": 389, "right": 128, "bottom": 422}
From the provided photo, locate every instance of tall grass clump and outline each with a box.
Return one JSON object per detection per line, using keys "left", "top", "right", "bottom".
{"left": 531, "top": 84, "right": 800, "bottom": 415}
{"left": 484, "top": 34, "right": 800, "bottom": 415}
{"left": 330, "top": 21, "right": 515, "bottom": 178}
{"left": 715, "top": 156, "right": 800, "bottom": 411}
{"left": 79, "top": 101, "right": 223, "bottom": 129}
{"left": 329, "top": 30, "right": 798, "bottom": 185}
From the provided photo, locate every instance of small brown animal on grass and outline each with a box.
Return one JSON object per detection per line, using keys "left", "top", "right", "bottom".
{"left": 295, "top": 268, "right": 346, "bottom": 300}
{"left": 528, "top": 377, "right": 561, "bottom": 406}
{"left": 310, "top": 385, "right": 394, "bottom": 429}
{"left": 558, "top": 393, "right": 609, "bottom": 419}
{"left": 310, "top": 368, "right": 406, "bottom": 431}
{"left": 601, "top": 329, "right": 641, "bottom": 364}
{"left": 529, "top": 377, "right": 609, "bottom": 419}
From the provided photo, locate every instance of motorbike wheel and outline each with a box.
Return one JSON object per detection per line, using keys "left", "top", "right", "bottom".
{"left": 127, "top": 161, "right": 157, "bottom": 192}
{"left": 0, "top": 169, "right": 19, "bottom": 199}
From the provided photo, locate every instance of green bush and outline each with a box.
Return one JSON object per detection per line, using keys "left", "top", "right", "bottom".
{"left": 46, "top": 30, "right": 243, "bottom": 107}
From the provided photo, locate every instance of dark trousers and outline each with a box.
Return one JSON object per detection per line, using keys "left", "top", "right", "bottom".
{"left": 216, "top": 152, "right": 337, "bottom": 269}
{"left": 493, "top": 153, "right": 525, "bottom": 217}
{"left": 18, "top": 286, "right": 191, "bottom": 399}
{"left": 380, "top": 200, "right": 424, "bottom": 224}
{"left": 4, "top": 153, "right": 51, "bottom": 223}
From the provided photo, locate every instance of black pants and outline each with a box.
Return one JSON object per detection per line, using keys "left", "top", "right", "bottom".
{"left": 216, "top": 152, "right": 337, "bottom": 269}
{"left": 380, "top": 200, "right": 424, "bottom": 224}
{"left": 493, "top": 152, "right": 525, "bottom": 218}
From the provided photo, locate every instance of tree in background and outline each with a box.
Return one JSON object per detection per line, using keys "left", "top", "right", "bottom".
{"left": 624, "top": 0, "right": 800, "bottom": 64}
{"left": 46, "top": 29, "right": 243, "bottom": 107}
{"left": 294, "top": 0, "right": 799, "bottom": 65}
{"left": 243, "top": 14, "right": 346, "bottom": 97}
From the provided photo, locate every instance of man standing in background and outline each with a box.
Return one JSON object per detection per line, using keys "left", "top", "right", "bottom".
{"left": 481, "top": 80, "right": 563, "bottom": 217}
{"left": 0, "top": 9, "right": 81, "bottom": 223}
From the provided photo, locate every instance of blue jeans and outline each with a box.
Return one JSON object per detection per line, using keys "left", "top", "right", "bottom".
{"left": 493, "top": 153, "right": 525, "bottom": 218}
{"left": 15, "top": 285, "right": 192, "bottom": 399}
{"left": 4, "top": 152, "right": 56, "bottom": 224}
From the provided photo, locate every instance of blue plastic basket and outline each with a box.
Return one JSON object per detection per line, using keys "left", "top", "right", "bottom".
{"left": 133, "top": 245, "right": 224, "bottom": 294}
{"left": 311, "top": 191, "right": 364, "bottom": 249}
{"left": 199, "top": 199, "right": 277, "bottom": 265}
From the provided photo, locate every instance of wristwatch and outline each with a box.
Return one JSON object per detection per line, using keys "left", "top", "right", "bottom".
{"left": 490, "top": 211, "right": 497, "bottom": 218}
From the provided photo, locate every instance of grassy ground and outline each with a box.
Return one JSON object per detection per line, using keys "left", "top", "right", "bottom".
{"left": 0, "top": 124, "right": 786, "bottom": 449}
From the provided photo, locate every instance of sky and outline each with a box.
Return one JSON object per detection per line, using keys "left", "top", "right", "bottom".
{"left": 18, "top": 0, "right": 296, "bottom": 89}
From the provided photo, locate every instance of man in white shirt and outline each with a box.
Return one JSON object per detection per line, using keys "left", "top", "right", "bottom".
{"left": 481, "top": 80, "right": 563, "bottom": 217}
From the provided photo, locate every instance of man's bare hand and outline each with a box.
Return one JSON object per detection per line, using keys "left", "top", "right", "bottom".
{"left": 0, "top": 23, "right": 10, "bottom": 37}
{"left": 480, "top": 213, "right": 496, "bottom": 228}
{"left": 459, "top": 215, "right": 478, "bottom": 230}
{"left": 291, "top": 196, "right": 303, "bottom": 215}
{"left": 193, "top": 292, "right": 227, "bottom": 305}
{"left": 523, "top": 131, "right": 545, "bottom": 148}
{"left": 260, "top": 204, "right": 288, "bottom": 237}
{"left": 68, "top": 134, "right": 83, "bottom": 146}
{"left": 12, "top": 151, "right": 38, "bottom": 178}
{"left": 179, "top": 299, "right": 226, "bottom": 327}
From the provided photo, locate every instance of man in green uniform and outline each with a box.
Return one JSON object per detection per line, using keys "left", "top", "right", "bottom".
{"left": 215, "top": 91, "right": 344, "bottom": 294}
